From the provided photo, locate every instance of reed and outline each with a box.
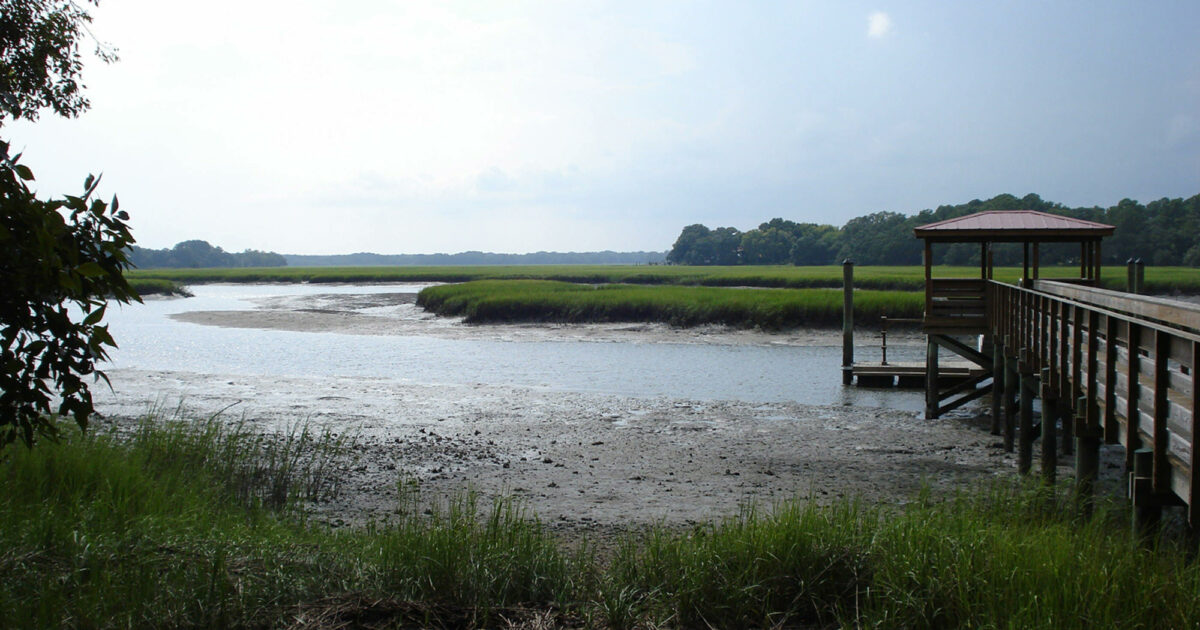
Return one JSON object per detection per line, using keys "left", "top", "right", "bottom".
{"left": 606, "top": 482, "right": 1200, "bottom": 629}
{"left": 418, "top": 280, "right": 923, "bottom": 328}
{"left": 126, "top": 277, "right": 191, "bottom": 297}
{"left": 127, "top": 264, "right": 1200, "bottom": 293}
{"left": 4, "top": 416, "right": 1200, "bottom": 628}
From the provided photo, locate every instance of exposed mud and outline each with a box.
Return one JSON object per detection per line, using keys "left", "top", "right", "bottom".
{"left": 92, "top": 286, "right": 1081, "bottom": 540}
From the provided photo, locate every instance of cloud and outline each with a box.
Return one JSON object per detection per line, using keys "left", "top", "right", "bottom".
{"left": 867, "top": 11, "right": 893, "bottom": 38}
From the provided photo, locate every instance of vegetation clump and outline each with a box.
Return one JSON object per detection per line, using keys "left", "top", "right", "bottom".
{"left": 128, "top": 264, "right": 1200, "bottom": 295}
{"left": 418, "top": 280, "right": 921, "bottom": 328}
{"left": 4, "top": 415, "right": 1200, "bottom": 628}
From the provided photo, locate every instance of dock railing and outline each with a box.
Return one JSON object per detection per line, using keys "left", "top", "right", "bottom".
{"left": 987, "top": 278, "right": 1200, "bottom": 526}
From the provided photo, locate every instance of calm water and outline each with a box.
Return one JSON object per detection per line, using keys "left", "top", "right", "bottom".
{"left": 102, "top": 284, "right": 934, "bottom": 413}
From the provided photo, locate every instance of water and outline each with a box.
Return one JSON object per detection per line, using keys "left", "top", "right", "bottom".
{"left": 102, "top": 283, "right": 932, "bottom": 412}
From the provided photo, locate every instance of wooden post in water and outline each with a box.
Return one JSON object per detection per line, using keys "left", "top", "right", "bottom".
{"left": 991, "top": 341, "right": 1004, "bottom": 435}
{"left": 1135, "top": 259, "right": 1145, "bottom": 295}
{"left": 1132, "top": 448, "right": 1162, "bottom": 538}
{"left": 1003, "top": 343, "right": 1018, "bottom": 453}
{"left": 842, "top": 260, "right": 854, "bottom": 385}
{"left": 1075, "top": 395, "right": 1100, "bottom": 517}
{"left": 925, "top": 338, "right": 939, "bottom": 419}
{"left": 1127, "top": 259, "right": 1136, "bottom": 293}
{"left": 1018, "top": 349, "right": 1035, "bottom": 474}
{"left": 1041, "top": 367, "right": 1057, "bottom": 483}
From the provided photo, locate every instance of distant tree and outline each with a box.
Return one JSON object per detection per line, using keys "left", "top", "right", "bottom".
{"left": 740, "top": 227, "right": 794, "bottom": 264}
{"left": 667, "top": 224, "right": 712, "bottom": 264}
{"left": 697, "top": 227, "right": 743, "bottom": 265}
{"left": 788, "top": 223, "right": 841, "bottom": 266}
{"left": 838, "top": 211, "right": 920, "bottom": 265}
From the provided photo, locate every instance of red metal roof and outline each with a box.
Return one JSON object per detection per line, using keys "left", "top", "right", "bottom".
{"left": 914, "top": 210, "right": 1114, "bottom": 242}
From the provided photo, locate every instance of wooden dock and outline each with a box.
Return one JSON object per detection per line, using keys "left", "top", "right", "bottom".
{"left": 849, "top": 361, "right": 986, "bottom": 388}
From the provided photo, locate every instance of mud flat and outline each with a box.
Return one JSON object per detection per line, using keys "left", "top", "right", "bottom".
{"left": 92, "top": 367, "right": 1023, "bottom": 537}
{"left": 93, "top": 287, "right": 1030, "bottom": 537}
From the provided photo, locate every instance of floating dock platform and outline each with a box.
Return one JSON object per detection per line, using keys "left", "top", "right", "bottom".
{"left": 849, "top": 361, "right": 986, "bottom": 388}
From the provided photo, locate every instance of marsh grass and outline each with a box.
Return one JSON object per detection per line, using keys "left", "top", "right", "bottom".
{"left": 127, "top": 264, "right": 1200, "bottom": 293}
{"left": 0, "top": 415, "right": 582, "bottom": 628}
{"left": 4, "top": 417, "right": 1200, "bottom": 628}
{"left": 605, "top": 483, "right": 1200, "bottom": 629}
{"left": 418, "top": 280, "right": 924, "bottom": 328}
{"left": 126, "top": 277, "right": 191, "bottom": 296}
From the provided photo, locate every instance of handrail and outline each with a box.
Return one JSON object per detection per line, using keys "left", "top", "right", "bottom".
{"left": 1033, "top": 280, "right": 1200, "bottom": 334}
{"left": 879, "top": 315, "right": 922, "bottom": 365}
{"left": 990, "top": 280, "right": 1200, "bottom": 344}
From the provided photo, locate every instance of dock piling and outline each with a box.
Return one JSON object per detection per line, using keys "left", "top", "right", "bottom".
{"left": 842, "top": 260, "right": 854, "bottom": 385}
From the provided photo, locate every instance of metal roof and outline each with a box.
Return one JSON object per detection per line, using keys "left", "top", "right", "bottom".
{"left": 914, "top": 210, "right": 1115, "bottom": 243}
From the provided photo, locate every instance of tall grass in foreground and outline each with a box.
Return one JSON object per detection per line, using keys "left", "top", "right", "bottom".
{"left": 609, "top": 485, "right": 1200, "bottom": 628}
{"left": 0, "top": 416, "right": 580, "bottom": 628}
{"left": 4, "top": 416, "right": 1200, "bottom": 628}
{"left": 418, "top": 280, "right": 924, "bottom": 328}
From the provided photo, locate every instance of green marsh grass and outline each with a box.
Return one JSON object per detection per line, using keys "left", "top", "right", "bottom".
{"left": 0, "top": 415, "right": 582, "bottom": 628}
{"left": 606, "top": 483, "right": 1200, "bottom": 629}
{"left": 418, "top": 279, "right": 923, "bottom": 328}
{"left": 5, "top": 416, "right": 1200, "bottom": 628}
{"left": 128, "top": 264, "right": 1200, "bottom": 293}
{"left": 126, "top": 277, "right": 191, "bottom": 297}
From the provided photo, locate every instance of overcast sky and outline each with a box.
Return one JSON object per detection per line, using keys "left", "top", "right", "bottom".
{"left": 8, "top": 1, "right": 1200, "bottom": 254}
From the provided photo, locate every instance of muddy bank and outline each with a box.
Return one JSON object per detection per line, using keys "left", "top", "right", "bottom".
{"left": 92, "top": 368, "right": 1034, "bottom": 536}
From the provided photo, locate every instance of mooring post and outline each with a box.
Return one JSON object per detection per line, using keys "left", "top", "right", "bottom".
{"left": 1135, "top": 258, "right": 1145, "bottom": 295}
{"left": 842, "top": 259, "right": 854, "bottom": 385}
{"left": 1018, "top": 349, "right": 1035, "bottom": 474}
{"left": 1040, "top": 368, "right": 1057, "bottom": 483}
{"left": 1132, "top": 448, "right": 1162, "bottom": 538}
{"left": 925, "top": 337, "right": 939, "bottom": 419}
{"left": 1075, "top": 396, "right": 1100, "bottom": 518}
{"left": 990, "top": 341, "right": 1004, "bottom": 435}
{"left": 1003, "top": 342, "right": 1018, "bottom": 453}
{"left": 1127, "top": 258, "right": 1136, "bottom": 293}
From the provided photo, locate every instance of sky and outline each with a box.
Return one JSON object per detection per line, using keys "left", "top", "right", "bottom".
{"left": 7, "top": 1, "right": 1200, "bottom": 255}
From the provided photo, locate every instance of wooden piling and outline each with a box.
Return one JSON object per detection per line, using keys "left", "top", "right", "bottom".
{"left": 1132, "top": 448, "right": 1162, "bottom": 538}
{"left": 843, "top": 260, "right": 854, "bottom": 385}
{"left": 1003, "top": 343, "right": 1018, "bottom": 453}
{"left": 1018, "top": 349, "right": 1035, "bottom": 474}
{"left": 925, "top": 338, "right": 939, "bottom": 419}
{"left": 1075, "top": 395, "right": 1100, "bottom": 517}
{"left": 1040, "top": 367, "right": 1057, "bottom": 483}
{"left": 991, "top": 341, "right": 1004, "bottom": 435}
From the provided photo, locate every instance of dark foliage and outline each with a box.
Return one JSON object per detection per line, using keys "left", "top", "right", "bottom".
{"left": 667, "top": 192, "right": 1200, "bottom": 266}
{"left": 0, "top": 142, "right": 138, "bottom": 448}
{"left": 129, "top": 240, "right": 287, "bottom": 268}
{"left": 0, "top": 0, "right": 114, "bottom": 124}
{"left": 285, "top": 250, "right": 667, "bottom": 267}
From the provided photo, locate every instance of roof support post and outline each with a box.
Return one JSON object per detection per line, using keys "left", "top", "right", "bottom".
{"left": 1022, "top": 242, "right": 1030, "bottom": 286}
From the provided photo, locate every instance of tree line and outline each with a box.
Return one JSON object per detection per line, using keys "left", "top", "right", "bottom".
{"left": 130, "top": 240, "right": 286, "bottom": 268}
{"left": 286, "top": 250, "right": 667, "bottom": 267}
{"left": 667, "top": 193, "right": 1200, "bottom": 267}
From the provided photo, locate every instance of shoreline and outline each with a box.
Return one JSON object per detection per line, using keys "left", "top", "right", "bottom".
{"left": 94, "top": 368, "right": 1020, "bottom": 535}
